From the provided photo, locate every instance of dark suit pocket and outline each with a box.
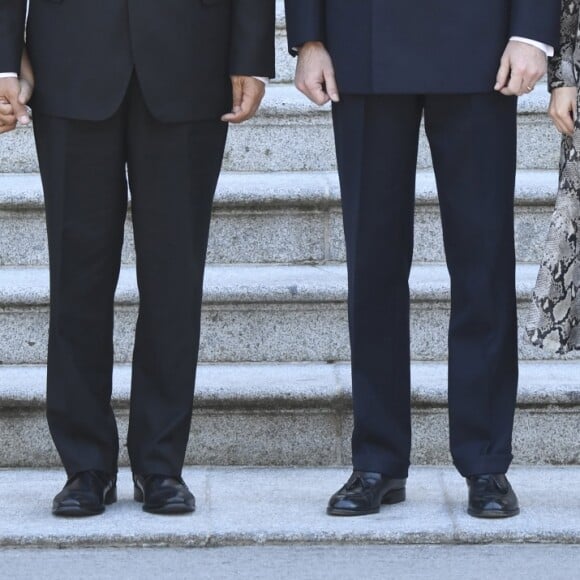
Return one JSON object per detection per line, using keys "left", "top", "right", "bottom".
{"left": 43, "top": 0, "right": 63, "bottom": 3}
{"left": 201, "top": 0, "right": 228, "bottom": 4}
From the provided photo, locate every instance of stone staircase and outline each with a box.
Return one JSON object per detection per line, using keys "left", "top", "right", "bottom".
{"left": 0, "top": 2, "right": 579, "bottom": 549}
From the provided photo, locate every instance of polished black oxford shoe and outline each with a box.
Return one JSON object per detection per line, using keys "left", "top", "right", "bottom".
{"left": 327, "top": 471, "right": 406, "bottom": 516}
{"left": 134, "top": 474, "right": 195, "bottom": 515}
{"left": 52, "top": 470, "right": 117, "bottom": 517}
{"left": 467, "top": 473, "right": 520, "bottom": 518}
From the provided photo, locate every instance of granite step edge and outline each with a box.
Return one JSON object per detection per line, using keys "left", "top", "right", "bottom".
{"left": 1, "top": 361, "right": 579, "bottom": 409}
{"left": 0, "top": 170, "right": 560, "bottom": 210}
{"left": 0, "top": 466, "right": 578, "bottom": 548}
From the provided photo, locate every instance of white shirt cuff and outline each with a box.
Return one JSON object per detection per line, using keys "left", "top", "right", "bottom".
{"left": 510, "top": 37, "right": 554, "bottom": 57}
{"left": 253, "top": 77, "right": 269, "bottom": 85}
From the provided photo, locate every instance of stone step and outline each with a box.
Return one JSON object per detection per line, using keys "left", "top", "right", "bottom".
{"left": 0, "top": 171, "right": 343, "bottom": 267}
{"left": 0, "top": 360, "right": 579, "bottom": 468}
{"left": 0, "top": 170, "right": 560, "bottom": 266}
{"left": 0, "top": 466, "right": 578, "bottom": 547}
{"left": 0, "top": 84, "right": 559, "bottom": 174}
{"left": 274, "top": 12, "right": 295, "bottom": 85}
{"left": 5, "top": 546, "right": 579, "bottom": 580}
{"left": 0, "top": 263, "right": 573, "bottom": 365}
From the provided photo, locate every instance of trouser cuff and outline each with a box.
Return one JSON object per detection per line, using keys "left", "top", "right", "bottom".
{"left": 352, "top": 458, "right": 410, "bottom": 479}
{"left": 453, "top": 453, "right": 513, "bottom": 478}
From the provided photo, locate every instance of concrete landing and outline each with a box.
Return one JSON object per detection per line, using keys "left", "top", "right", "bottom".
{"left": 0, "top": 466, "right": 579, "bottom": 548}
{"left": 3, "top": 545, "right": 580, "bottom": 580}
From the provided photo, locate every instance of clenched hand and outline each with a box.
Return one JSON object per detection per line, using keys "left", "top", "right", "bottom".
{"left": 295, "top": 42, "right": 339, "bottom": 106}
{"left": 221, "top": 76, "right": 266, "bottom": 124}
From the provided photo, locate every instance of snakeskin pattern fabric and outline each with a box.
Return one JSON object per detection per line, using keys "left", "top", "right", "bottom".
{"left": 526, "top": 0, "right": 580, "bottom": 352}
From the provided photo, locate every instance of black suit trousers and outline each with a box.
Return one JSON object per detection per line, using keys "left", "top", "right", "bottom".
{"left": 33, "top": 76, "right": 228, "bottom": 478}
{"left": 332, "top": 93, "right": 519, "bottom": 478}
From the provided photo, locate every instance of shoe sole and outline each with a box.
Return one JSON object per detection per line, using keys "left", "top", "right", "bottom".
{"left": 52, "top": 506, "right": 106, "bottom": 517}
{"left": 134, "top": 487, "right": 195, "bottom": 515}
{"left": 468, "top": 507, "right": 520, "bottom": 519}
{"left": 52, "top": 487, "right": 117, "bottom": 518}
{"left": 327, "top": 487, "right": 406, "bottom": 517}
{"left": 142, "top": 503, "right": 195, "bottom": 515}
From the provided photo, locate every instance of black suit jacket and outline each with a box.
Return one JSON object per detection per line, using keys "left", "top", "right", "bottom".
{"left": 0, "top": 0, "right": 275, "bottom": 122}
{"left": 285, "top": 0, "right": 560, "bottom": 94}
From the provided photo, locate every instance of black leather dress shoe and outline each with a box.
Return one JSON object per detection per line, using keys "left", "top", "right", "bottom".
{"left": 327, "top": 471, "right": 406, "bottom": 516}
{"left": 467, "top": 473, "right": 520, "bottom": 518}
{"left": 52, "top": 470, "right": 117, "bottom": 517}
{"left": 134, "top": 474, "right": 195, "bottom": 515}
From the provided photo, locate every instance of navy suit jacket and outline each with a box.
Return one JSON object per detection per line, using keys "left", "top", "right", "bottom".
{"left": 285, "top": 0, "right": 561, "bottom": 94}
{"left": 0, "top": 0, "right": 275, "bottom": 122}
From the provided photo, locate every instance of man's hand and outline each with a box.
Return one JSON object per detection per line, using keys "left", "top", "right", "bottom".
{"left": 295, "top": 41, "right": 339, "bottom": 106}
{"left": 495, "top": 40, "right": 547, "bottom": 97}
{"left": 221, "top": 76, "right": 266, "bottom": 124}
{"left": 0, "top": 76, "right": 33, "bottom": 134}
{"left": 549, "top": 87, "right": 578, "bottom": 136}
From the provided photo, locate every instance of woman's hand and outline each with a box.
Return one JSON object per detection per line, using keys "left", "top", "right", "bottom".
{"left": 0, "top": 49, "right": 34, "bottom": 134}
{"left": 19, "top": 49, "right": 35, "bottom": 98}
{"left": 549, "top": 87, "right": 578, "bottom": 136}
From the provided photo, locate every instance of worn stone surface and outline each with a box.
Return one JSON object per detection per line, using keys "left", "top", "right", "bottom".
{"left": 0, "top": 125, "right": 37, "bottom": 174}
{"left": 0, "top": 466, "right": 579, "bottom": 547}
{"left": 274, "top": 30, "right": 295, "bottom": 84}
{"left": 3, "top": 545, "right": 580, "bottom": 580}
{"left": 0, "top": 202, "right": 557, "bottom": 266}
{"left": 2, "top": 404, "right": 579, "bottom": 468}
{"left": 0, "top": 170, "right": 560, "bottom": 266}
{"left": 442, "top": 467, "right": 580, "bottom": 543}
{"left": 207, "top": 210, "right": 330, "bottom": 264}
{"left": 223, "top": 99, "right": 335, "bottom": 172}
{"left": 0, "top": 211, "right": 136, "bottom": 267}
{"left": 1, "top": 361, "right": 580, "bottom": 467}
{"left": 0, "top": 264, "right": 578, "bottom": 364}
{"left": 5, "top": 360, "right": 580, "bottom": 409}
{"left": 0, "top": 167, "right": 557, "bottom": 209}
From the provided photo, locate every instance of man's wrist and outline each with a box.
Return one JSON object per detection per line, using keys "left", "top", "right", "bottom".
{"left": 294, "top": 41, "right": 326, "bottom": 55}
{"left": 510, "top": 37, "right": 554, "bottom": 57}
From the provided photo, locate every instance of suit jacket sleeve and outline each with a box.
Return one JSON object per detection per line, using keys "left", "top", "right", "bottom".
{"left": 230, "top": 0, "right": 276, "bottom": 78}
{"left": 284, "top": 0, "right": 325, "bottom": 55}
{"left": 548, "top": 0, "right": 579, "bottom": 89}
{"left": 510, "top": 0, "right": 561, "bottom": 47}
{"left": 0, "top": 0, "right": 26, "bottom": 73}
